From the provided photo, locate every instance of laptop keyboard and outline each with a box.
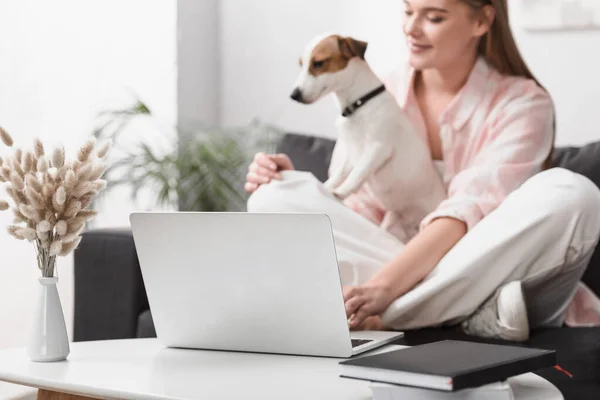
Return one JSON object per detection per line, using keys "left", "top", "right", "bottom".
{"left": 351, "top": 339, "right": 374, "bottom": 348}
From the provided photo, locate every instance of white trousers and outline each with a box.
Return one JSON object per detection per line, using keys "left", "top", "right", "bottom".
{"left": 247, "top": 168, "right": 600, "bottom": 331}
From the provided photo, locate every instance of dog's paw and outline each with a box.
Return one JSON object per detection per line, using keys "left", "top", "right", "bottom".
{"left": 332, "top": 186, "right": 353, "bottom": 200}
{"left": 323, "top": 178, "right": 339, "bottom": 191}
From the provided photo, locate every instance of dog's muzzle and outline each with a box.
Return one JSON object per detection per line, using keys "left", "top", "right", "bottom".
{"left": 290, "top": 88, "right": 303, "bottom": 102}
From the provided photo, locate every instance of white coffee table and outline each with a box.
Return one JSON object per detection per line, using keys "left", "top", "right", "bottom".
{"left": 0, "top": 339, "right": 563, "bottom": 399}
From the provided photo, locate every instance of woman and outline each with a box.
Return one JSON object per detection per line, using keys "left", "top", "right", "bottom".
{"left": 244, "top": 0, "right": 600, "bottom": 341}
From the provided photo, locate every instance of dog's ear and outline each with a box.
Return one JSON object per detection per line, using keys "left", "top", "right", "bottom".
{"left": 338, "top": 36, "right": 368, "bottom": 60}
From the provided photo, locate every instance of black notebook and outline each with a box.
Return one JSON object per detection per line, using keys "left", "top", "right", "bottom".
{"left": 339, "top": 340, "right": 556, "bottom": 392}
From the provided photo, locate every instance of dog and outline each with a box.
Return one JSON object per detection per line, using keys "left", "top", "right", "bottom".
{"left": 290, "top": 33, "right": 446, "bottom": 242}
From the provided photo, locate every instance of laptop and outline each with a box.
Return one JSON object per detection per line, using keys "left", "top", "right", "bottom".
{"left": 129, "top": 212, "right": 404, "bottom": 358}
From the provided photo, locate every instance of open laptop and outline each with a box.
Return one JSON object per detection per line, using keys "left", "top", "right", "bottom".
{"left": 129, "top": 212, "right": 404, "bottom": 358}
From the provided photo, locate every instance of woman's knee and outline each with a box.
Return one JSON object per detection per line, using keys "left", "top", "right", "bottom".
{"left": 246, "top": 171, "right": 322, "bottom": 213}
{"left": 246, "top": 182, "right": 284, "bottom": 212}
{"left": 523, "top": 168, "right": 600, "bottom": 237}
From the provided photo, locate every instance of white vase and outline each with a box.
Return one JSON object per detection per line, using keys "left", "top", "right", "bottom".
{"left": 27, "top": 277, "right": 70, "bottom": 362}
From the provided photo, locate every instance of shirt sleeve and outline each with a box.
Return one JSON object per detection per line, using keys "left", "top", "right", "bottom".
{"left": 419, "top": 86, "right": 555, "bottom": 232}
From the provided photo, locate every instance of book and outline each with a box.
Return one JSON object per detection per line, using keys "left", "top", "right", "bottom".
{"left": 339, "top": 340, "right": 556, "bottom": 391}
{"left": 370, "top": 381, "right": 514, "bottom": 400}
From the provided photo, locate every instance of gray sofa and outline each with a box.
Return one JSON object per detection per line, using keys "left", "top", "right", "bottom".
{"left": 74, "top": 132, "right": 600, "bottom": 399}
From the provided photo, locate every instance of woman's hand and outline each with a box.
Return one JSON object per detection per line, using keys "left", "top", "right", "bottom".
{"left": 244, "top": 152, "right": 295, "bottom": 193}
{"left": 343, "top": 217, "right": 468, "bottom": 330}
{"left": 343, "top": 283, "right": 396, "bottom": 330}
{"left": 350, "top": 315, "right": 386, "bottom": 331}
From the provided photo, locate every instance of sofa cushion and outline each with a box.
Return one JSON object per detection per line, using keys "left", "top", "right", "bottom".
{"left": 276, "top": 133, "right": 335, "bottom": 183}
{"left": 552, "top": 142, "right": 600, "bottom": 297}
{"left": 552, "top": 141, "right": 600, "bottom": 188}
{"left": 74, "top": 229, "right": 149, "bottom": 342}
{"left": 137, "top": 309, "right": 157, "bottom": 338}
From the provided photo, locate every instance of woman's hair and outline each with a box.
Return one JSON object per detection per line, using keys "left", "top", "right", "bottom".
{"left": 462, "top": 0, "right": 539, "bottom": 85}
{"left": 463, "top": 0, "right": 555, "bottom": 168}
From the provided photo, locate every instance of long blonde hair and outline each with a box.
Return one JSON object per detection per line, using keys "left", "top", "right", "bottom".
{"left": 463, "top": 0, "right": 555, "bottom": 169}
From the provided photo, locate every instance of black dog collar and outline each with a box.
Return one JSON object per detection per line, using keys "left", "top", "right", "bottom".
{"left": 341, "top": 84, "right": 387, "bottom": 117}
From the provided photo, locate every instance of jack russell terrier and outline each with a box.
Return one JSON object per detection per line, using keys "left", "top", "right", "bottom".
{"left": 290, "top": 33, "right": 446, "bottom": 242}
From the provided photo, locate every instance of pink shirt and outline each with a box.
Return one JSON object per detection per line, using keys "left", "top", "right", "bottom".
{"left": 341, "top": 56, "right": 555, "bottom": 232}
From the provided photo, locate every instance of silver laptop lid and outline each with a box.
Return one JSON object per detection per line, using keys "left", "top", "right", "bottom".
{"left": 130, "top": 212, "right": 354, "bottom": 357}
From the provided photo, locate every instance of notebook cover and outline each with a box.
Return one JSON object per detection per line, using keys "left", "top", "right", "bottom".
{"left": 339, "top": 340, "right": 556, "bottom": 391}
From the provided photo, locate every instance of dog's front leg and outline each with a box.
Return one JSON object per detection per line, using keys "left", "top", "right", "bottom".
{"left": 324, "top": 157, "right": 350, "bottom": 191}
{"left": 333, "top": 143, "right": 392, "bottom": 199}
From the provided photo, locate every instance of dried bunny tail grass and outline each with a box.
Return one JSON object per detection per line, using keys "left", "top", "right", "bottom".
{"left": 37, "top": 230, "right": 49, "bottom": 241}
{"left": 36, "top": 220, "right": 53, "bottom": 233}
{"left": 11, "top": 158, "right": 24, "bottom": 179}
{"left": 55, "top": 186, "right": 67, "bottom": 205}
{"left": 51, "top": 146, "right": 65, "bottom": 168}
{"left": 40, "top": 238, "right": 51, "bottom": 250}
{"left": 58, "top": 163, "right": 71, "bottom": 181}
{"left": 0, "top": 174, "right": 5, "bottom": 183}
{"left": 25, "top": 186, "right": 45, "bottom": 209}
{"left": 55, "top": 220, "right": 67, "bottom": 236}
{"left": 0, "top": 166, "right": 10, "bottom": 181}
{"left": 72, "top": 182, "right": 94, "bottom": 198}
{"left": 13, "top": 208, "right": 28, "bottom": 223}
{"left": 14, "top": 149, "right": 23, "bottom": 164}
{"left": 37, "top": 156, "right": 49, "bottom": 173}
{"left": 68, "top": 215, "right": 87, "bottom": 228}
{"left": 76, "top": 162, "right": 93, "bottom": 182}
{"left": 19, "top": 204, "right": 36, "bottom": 220}
{"left": 75, "top": 209, "right": 97, "bottom": 220}
{"left": 7, "top": 225, "right": 23, "bottom": 240}
{"left": 52, "top": 196, "right": 65, "bottom": 214}
{"left": 43, "top": 171, "right": 54, "bottom": 186}
{"left": 60, "top": 230, "right": 85, "bottom": 243}
{"left": 59, "top": 236, "right": 82, "bottom": 256}
{"left": 61, "top": 221, "right": 85, "bottom": 242}
{"left": 34, "top": 208, "right": 45, "bottom": 223}
{"left": 0, "top": 156, "right": 3, "bottom": 166}
{"left": 26, "top": 174, "right": 43, "bottom": 193}
{"left": 0, "top": 200, "right": 9, "bottom": 211}
{"left": 49, "top": 240, "right": 62, "bottom": 256}
{"left": 10, "top": 172, "right": 24, "bottom": 191}
{"left": 45, "top": 210, "right": 57, "bottom": 226}
{"left": 15, "top": 227, "right": 37, "bottom": 241}
{"left": 96, "top": 139, "right": 112, "bottom": 158}
{"left": 0, "top": 127, "right": 13, "bottom": 147}
{"left": 5, "top": 187, "right": 17, "bottom": 204}
{"left": 22, "top": 151, "right": 33, "bottom": 173}
{"left": 78, "top": 138, "right": 96, "bottom": 163}
{"left": 71, "top": 159, "right": 81, "bottom": 173}
{"left": 34, "top": 138, "right": 45, "bottom": 157}
{"left": 42, "top": 183, "right": 54, "bottom": 200}
{"left": 15, "top": 189, "right": 29, "bottom": 206}
{"left": 63, "top": 200, "right": 81, "bottom": 218}
{"left": 64, "top": 170, "right": 77, "bottom": 191}
{"left": 92, "top": 179, "right": 107, "bottom": 192}
{"left": 79, "top": 194, "right": 94, "bottom": 209}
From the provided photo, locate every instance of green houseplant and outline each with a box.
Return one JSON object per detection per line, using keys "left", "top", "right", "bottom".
{"left": 93, "top": 99, "right": 283, "bottom": 212}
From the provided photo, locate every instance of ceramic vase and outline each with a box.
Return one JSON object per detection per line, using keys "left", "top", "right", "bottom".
{"left": 27, "top": 277, "right": 70, "bottom": 362}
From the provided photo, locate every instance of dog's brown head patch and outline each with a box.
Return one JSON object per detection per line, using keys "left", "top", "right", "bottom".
{"left": 305, "top": 35, "right": 368, "bottom": 77}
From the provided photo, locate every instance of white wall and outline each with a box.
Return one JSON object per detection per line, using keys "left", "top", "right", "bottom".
{"left": 219, "top": 0, "right": 600, "bottom": 146}
{"left": 510, "top": 0, "right": 600, "bottom": 146}
{"left": 177, "top": 0, "right": 220, "bottom": 130}
{"left": 0, "top": 0, "right": 176, "bottom": 367}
